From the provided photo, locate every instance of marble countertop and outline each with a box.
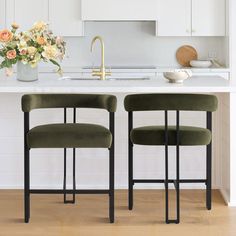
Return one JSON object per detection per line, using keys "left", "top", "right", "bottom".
{"left": 0, "top": 76, "right": 235, "bottom": 93}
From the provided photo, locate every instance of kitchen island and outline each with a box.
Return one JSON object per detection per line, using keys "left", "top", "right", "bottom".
{"left": 0, "top": 75, "right": 235, "bottom": 207}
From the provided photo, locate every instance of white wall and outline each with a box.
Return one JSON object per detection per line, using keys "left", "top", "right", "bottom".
{"left": 52, "top": 22, "right": 227, "bottom": 69}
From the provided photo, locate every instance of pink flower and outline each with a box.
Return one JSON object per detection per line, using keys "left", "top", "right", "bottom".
{"left": 6, "top": 49, "right": 17, "bottom": 60}
{"left": 56, "top": 36, "right": 63, "bottom": 45}
{"left": 20, "top": 49, "right": 27, "bottom": 55}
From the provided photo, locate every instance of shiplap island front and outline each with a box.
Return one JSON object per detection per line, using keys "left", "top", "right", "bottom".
{"left": 0, "top": 75, "right": 235, "bottom": 207}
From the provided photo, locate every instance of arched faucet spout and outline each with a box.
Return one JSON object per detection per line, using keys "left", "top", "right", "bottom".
{"left": 90, "top": 36, "right": 111, "bottom": 80}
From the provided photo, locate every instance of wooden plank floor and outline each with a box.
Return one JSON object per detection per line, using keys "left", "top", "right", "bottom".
{"left": 0, "top": 190, "right": 235, "bottom": 236}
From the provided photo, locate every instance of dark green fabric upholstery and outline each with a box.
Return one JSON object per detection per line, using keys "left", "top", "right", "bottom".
{"left": 124, "top": 94, "right": 218, "bottom": 112}
{"left": 22, "top": 94, "right": 117, "bottom": 112}
{"left": 131, "top": 126, "right": 212, "bottom": 146}
{"left": 27, "top": 123, "right": 112, "bottom": 148}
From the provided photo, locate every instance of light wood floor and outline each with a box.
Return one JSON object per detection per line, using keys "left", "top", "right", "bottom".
{"left": 0, "top": 190, "right": 235, "bottom": 236}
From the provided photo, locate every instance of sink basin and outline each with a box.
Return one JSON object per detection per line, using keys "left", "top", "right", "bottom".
{"left": 61, "top": 76, "right": 150, "bottom": 81}
{"left": 108, "top": 77, "right": 150, "bottom": 81}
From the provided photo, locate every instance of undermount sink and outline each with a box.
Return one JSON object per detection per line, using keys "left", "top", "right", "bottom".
{"left": 61, "top": 76, "right": 150, "bottom": 81}
{"left": 108, "top": 77, "right": 150, "bottom": 81}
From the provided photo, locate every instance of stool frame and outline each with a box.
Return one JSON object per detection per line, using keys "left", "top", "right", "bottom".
{"left": 128, "top": 110, "right": 212, "bottom": 224}
{"left": 24, "top": 108, "right": 115, "bottom": 223}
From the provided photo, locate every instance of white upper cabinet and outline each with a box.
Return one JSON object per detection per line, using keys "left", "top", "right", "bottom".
{"left": 0, "top": 0, "right": 6, "bottom": 29}
{"left": 156, "top": 0, "right": 226, "bottom": 36}
{"left": 5, "top": 0, "right": 83, "bottom": 36}
{"left": 6, "top": 0, "right": 48, "bottom": 30}
{"left": 192, "top": 0, "right": 226, "bottom": 36}
{"left": 157, "top": 0, "right": 191, "bottom": 36}
{"left": 49, "top": 0, "right": 84, "bottom": 37}
{"left": 81, "top": 0, "right": 158, "bottom": 21}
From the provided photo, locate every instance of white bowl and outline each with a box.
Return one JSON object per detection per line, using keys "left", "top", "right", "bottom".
{"left": 163, "top": 71, "right": 190, "bottom": 84}
{"left": 190, "top": 60, "right": 212, "bottom": 68}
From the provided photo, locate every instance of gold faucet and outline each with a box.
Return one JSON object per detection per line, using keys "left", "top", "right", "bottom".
{"left": 90, "top": 36, "right": 111, "bottom": 80}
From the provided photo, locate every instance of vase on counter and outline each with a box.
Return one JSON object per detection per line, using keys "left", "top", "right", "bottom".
{"left": 0, "top": 22, "right": 65, "bottom": 80}
{"left": 17, "top": 62, "right": 38, "bottom": 82}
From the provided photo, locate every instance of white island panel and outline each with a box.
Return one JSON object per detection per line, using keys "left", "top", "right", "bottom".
{"left": 0, "top": 75, "right": 234, "bottom": 207}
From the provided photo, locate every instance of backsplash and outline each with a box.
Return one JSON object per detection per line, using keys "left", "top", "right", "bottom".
{"left": 55, "top": 22, "right": 226, "bottom": 69}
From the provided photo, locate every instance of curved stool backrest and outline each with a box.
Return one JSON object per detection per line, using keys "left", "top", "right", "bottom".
{"left": 124, "top": 94, "right": 218, "bottom": 112}
{"left": 22, "top": 94, "right": 117, "bottom": 113}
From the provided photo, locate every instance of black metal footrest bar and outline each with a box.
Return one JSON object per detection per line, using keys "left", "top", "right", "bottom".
{"left": 167, "top": 219, "right": 179, "bottom": 224}
{"left": 133, "top": 179, "right": 207, "bottom": 184}
{"left": 30, "top": 189, "right": 110, "bottom": 194}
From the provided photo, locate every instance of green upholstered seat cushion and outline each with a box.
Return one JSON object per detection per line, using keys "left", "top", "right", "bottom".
{"left": 27, "top": 123, "right": 112, "bottom": 148}
{"left": 131, "top": 126, "right": 212, "bottom": 146}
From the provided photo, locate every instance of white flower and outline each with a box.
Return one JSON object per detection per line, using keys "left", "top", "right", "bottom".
{"left": 32, "top": 21, "right": 48, "bottom": 32}
{"left": 27, "top": 46, "right": 37, "bottom": 55}
{"left": 17, "top": 40, "right": 27, "bottom": 50}
{"left": 42, "top": 45, "right": 59, "bottom": 60}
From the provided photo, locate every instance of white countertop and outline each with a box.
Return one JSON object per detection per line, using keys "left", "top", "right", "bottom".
{"left": 0, "top": 76, "right": 235, "bottom": 93}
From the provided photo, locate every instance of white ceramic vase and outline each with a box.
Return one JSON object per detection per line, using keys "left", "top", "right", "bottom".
{"left": 17, "top": 62, "right": 38, "bottom": 82}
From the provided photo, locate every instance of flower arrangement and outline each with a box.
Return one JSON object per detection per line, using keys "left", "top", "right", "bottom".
{"left": 0, "top": 21, "right": 66, "bottom": 76}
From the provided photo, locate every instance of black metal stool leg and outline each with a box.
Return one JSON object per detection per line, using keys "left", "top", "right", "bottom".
{"left": 176, "top": 111, "right": 180, "bottom": 223}
{"left": 165, "top": 110, "right": 180, "bottom": 224}
{"left": 63, "top": 148, "right": 67, "bottom": 203}
{"left": 176, "top": 150, "right": 180, "bottom": 223}
{"left": 206, "top": 143, "right": 212, "bottom": 210}
{"left": 165, "top": 145, "right": 169, "bottom": 223}
{"left": 165, "top": 111, "right": 169, "bottom": 223}
{"left": 206, "top": 112, "right": 212, "bottom": 210}
{"left": 72, "top": 148, "right": 76, "bottom": 203}
{"left": 63, "top": 148, "right": 76, "bottom": 204}
{"left": 109, "top": 146, "right": 115, "bottom": 223}
{"left": 63, "top": 108, "right": 76, "bottom": 204}
{"left": 128, "top": 112, "right": 133, "bottom": 210}
{"left": 24, "top": 147, "right": 30, "bottom": 223}
{"left": 128, "top": 142, "right": 133, "bottom": 210}
{"left": 109, "top": 112, "right": 115, "bottom": 223}
{"left": 24, "top": 112, "right": 30, "bottom": 223}
{"left": 72, "top": 108, "right": 76, "bottom": 204}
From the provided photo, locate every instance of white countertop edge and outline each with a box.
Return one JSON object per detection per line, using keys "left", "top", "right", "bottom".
{"left": 0, "top": 76, "right": 235, "bottom": 93}
{"left": 37, "top": 66, "right": 231, "bottom": 74}
{"left": 0, "top": 87, "right": 233, "bottom": 94}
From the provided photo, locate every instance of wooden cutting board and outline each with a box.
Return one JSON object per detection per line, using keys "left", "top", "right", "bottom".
{"left": 176, "top": 45, "right": 198, "bottom": 67}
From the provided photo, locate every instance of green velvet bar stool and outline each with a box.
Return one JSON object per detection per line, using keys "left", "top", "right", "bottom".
{"left": 22, "top": 94, "right": 117, "bottom": 223}
{"left": 124, "top": 94, "right": 218, "bottom": 224}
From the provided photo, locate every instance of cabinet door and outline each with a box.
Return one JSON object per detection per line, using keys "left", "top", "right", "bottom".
{"left": 156, "top": 0, "right": 191, "bottom": 36}
{"left": 192, "top": 0, "right": 225, "bottom": 36}
{"left": 6, "top": 0, "right": 48, "bottom": 31}
{"left": 82, "top": 0, "right": 158, "bottom": 21}
{"left": 0, "top": 0, "right": 6, "bottom": 29}
{"left": 49, "top": 0, "right": 84, "bottom": 37}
